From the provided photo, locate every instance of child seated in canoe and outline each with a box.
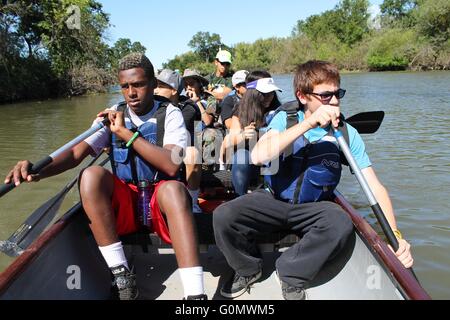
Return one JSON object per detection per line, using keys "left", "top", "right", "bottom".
{"left": 213, "top": 60, "right": 413, "bottom": 300}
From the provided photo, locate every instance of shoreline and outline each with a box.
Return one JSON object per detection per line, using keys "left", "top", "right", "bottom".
{"left": 1, "top": 69, "right": 449, "bottom": 106}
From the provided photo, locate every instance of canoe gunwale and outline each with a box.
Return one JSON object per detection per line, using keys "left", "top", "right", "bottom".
{"left": 0, "top": 202, "right": 81, "bottom": 296}
{"left": 334, "top": 191, "right": 430, "bottom": 300}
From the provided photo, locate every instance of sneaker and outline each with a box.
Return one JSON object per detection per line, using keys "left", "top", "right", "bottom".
{"left": 275, "top": 270, "right": 306, "bottom": 300}
{"left": 220, "top": 270, "right": 262, "bottom": 298}
{"left": 183, "top": 294, "right": 208, "bottom": 300}
{"left": 281, "top": 281, "right": 306, "bottom": 300}
{"left": 111, "top": 264, "right": 139, "bottom": 300}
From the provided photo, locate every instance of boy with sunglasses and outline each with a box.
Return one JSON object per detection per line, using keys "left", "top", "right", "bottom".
{"left": 213, "top": 60, "right": 413, "bottom": 300}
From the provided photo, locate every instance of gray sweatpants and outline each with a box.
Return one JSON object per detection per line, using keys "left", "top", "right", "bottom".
{"left": 213, "top": 189, "right": 353, "bottom": 288}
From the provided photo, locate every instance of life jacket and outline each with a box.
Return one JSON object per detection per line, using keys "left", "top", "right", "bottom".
{"left": 110, "top": 99, "right": 171, "bottom": 185}
{"left": 263, "top": 100, "right": 350, "bottom": 204}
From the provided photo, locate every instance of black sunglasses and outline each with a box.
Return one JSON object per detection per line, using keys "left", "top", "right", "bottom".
{"left": 309, "top": 88, "right": 346, "bottom": 103}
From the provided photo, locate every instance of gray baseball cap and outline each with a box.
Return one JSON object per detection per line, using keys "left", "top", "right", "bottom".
{"left": 156, "top": 69, "right": 181, "bottom": 90}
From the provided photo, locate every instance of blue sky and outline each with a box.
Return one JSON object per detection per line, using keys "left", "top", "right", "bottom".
{"left": 98, "top": 0, "right": 383, "bottom": 69}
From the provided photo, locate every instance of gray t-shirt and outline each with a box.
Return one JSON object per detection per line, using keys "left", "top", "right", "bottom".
{"left": 84, "top": 101, "right": 187, "bottom": 155}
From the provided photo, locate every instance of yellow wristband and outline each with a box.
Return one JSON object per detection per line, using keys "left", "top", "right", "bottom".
{"left": 393, "top": 229, "right": 403, "bottom": 240}
{"left": 125, "top": 132, "right": 140, "bottom": 148}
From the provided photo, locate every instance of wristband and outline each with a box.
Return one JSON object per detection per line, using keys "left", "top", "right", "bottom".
{"left": 126, "top": 132, "right": 140, "bottom": 148}
{"left": 393, "top": 229, "right": 403, "bottom": 240}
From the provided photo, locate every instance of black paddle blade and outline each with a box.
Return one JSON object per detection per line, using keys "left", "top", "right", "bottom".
{"left": 0, "top": 180, "right": 74, "bottom": 257}
{"left": 345, "top": 111, "right": 385, "bottom": 134}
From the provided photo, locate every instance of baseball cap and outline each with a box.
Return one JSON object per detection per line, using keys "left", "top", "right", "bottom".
{"left": 246, "top": 78, "right": 282, "bottom": 93}
{"left": 215, "top": 50, "right": 232, "bottom": 64}
{"left": 156, "top": 69, "right": 181, "bottom": 90}
{"left": 232, "top": 70, "right": 249, "bottom": 87}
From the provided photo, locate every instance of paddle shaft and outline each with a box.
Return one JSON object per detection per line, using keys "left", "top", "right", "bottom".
{"left": 332, "top": 128, "right": 399, "bottom": 250}
{"left": 0, "top": 118, "right": 109, "bottom": 198}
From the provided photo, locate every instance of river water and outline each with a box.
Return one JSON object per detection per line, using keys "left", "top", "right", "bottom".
{"left": 0, "top": 71, "right": 449, "bottom": 299}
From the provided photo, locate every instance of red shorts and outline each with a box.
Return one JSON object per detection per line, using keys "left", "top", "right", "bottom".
{"left": 111, "top": 176, "right": 172, "bottom": 244}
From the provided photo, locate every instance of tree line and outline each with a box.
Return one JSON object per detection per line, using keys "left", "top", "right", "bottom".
{"left": 0, "top": 0, "right": 145, "bottom": 104}
{"left": 165, "top": 0, "right": 449, "bottom": 75}
{"left": 1, "top": 0, "right": 448, "bottom": 104}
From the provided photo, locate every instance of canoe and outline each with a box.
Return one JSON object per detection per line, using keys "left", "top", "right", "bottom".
{"left": 0, "top": 170, "right": 430, "bottom": 300}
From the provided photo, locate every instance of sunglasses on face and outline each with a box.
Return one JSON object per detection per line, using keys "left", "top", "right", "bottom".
{"left": 308, "top": 88, "right": 346, "bottom": 104}
{"left": 219, "top": 61, "right": 231, "bottom": 67}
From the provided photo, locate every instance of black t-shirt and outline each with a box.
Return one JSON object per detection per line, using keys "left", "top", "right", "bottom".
{"left": 220, "top": 93, "right": 240, "bottom": 125}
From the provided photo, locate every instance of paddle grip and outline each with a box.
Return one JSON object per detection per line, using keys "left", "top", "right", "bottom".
{"left": 0, "top": 183, "right": 16, "bottom": 198}
{"left": 30, "top": 156, "right": 53, "bottom": 174}
{"left": 372, "top": 203, "right": 399, "bottom": 251}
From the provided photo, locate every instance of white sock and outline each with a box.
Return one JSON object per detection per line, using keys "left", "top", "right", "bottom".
{"left": 188, "top": 188, "right": 201, "bottom": 213}
{"left": 178, "top": 266, "right": 204, "bottom": 298}
{"left": 98, "top": 242, "right": 129, "bottom": 269}
{"left": 219, "top": 158, "right": 226, "bottom": 170}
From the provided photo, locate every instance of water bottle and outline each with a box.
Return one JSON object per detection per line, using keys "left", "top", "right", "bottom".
{"left": 137, "top": 180, "right": 152, "bottom": 228}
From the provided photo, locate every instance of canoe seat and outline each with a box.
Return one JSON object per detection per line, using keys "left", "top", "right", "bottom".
{"left": 120, "top": 170, "right": 296, "bottom": 252}
{"left": 200, "top": 167, "right": 233, "bottom": 189}
{"left": 120, "top": 213, "right": 299, "bottom": 253}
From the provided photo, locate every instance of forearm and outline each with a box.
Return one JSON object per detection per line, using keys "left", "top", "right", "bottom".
{"left": 362, "top": 168, "right": 398, "bottom": 231}
{"left": 39, "top": 142, "right": 91, "bottom": 179}
{"left": 212, "top": 88, "right": 231, "bottom": 101}
{"left": 223, "top": 130, "right": 245, "bottom": 150}
{"left": 251, "top": 121, "right": 312, "bottom": 165}
{"left": 196, "top": 101, "right": 214, "bottom": 126}
{"left": 372, "top": 183, "right": 398, "bottom": 230}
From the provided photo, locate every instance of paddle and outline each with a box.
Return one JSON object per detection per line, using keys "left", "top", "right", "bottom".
{"left": 344, "top": 111, "right": 384, "bottom": 134}
{"left": 332, "top": 126, "right": 418, "bottom": 278}
{"left": 0, "top": 154, "right": 110, "bottom": 257}
{"left": 0, "top": 118, "right": 109, "bottom": 198}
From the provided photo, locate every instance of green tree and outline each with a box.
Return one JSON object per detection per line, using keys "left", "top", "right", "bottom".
{"left": 366, "top": 28, "right": 417, "bottom": 70}
{"left": 37, "top": 0, "right": 110, "bottom": 76}
{"left": 292, "top": 0, "right": 369, "bottom": 46}
{"left": 188, "top": 31, "right": 228, "bottom": 62}
{"left": 292, "top": 10, "right": 338, "bottom": 40}
{"left": 0, "top": 0, "right": 113, "bottom": 102}
{"left": 415, "top": 0, "right": 450, "bottom": 45}
{"left": 108, "top": 38, "right": 146, "bottom": 70}
{"left": 333, "top": 0, "right": 370, "bottom": 46}
{"left": 233, "top": 38, "right": 285, "bottom": 71}
{"left": 380, "top": 0, "right": 418, "bottom": 26}
{"left": 163, "top": 51, "right": 213, "bottom": 75}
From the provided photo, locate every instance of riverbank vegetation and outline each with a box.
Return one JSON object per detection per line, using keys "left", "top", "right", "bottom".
{"left": 1, "top": 0, "right": 448, "bottom": 104}
{"left": 166, "top": 0, "right": 449, "bottom": 74}
{"left": 0, "top": 0, "right": 145, "bottom": 104}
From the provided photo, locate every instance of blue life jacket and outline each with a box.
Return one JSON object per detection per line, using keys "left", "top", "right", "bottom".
{"left": 110, "top": 100, "right": 169, "bottom": 185}
{"left": 264, "top": 101, "right": 349, "bottom": 204}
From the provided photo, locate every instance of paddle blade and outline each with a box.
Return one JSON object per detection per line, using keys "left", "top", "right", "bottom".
{"left": 0, "top": 186, "right": 69, "bottom": 257}
{"left": 346, "top": 111, "right": 385, "bottom": 134}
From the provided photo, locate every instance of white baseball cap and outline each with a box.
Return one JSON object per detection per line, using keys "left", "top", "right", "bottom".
{"left": 246, "top": 78, "right": 282, "bottom": 93}
{"left": 215, "top": 50, "right": 232, "bottom": 64}
{"left": 232, "top": 70, "right": 249, "bottom": 87}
